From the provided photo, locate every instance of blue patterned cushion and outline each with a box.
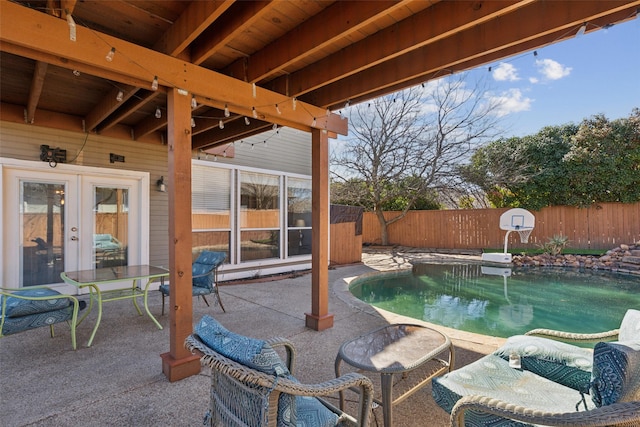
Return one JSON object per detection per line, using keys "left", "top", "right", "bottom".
{"left": 295, "top": 396, "right": 339, "bottom": 427}
{"left": 619, "top": 309, "right": 640, "bottom": 342}
{"left": 432, "top": 354, "right": 595, "bottom": 425}
{"left": 2, "top": 289, "right": 71, "bottom": 318}
{"left": 192, "top": 251, "right": 225, "bottom": 289}
{"left": 495, "top": 335, "right": 593, "bottom": 392}
{"left": 591, "top": 341, "right": 640, "bottom": 407}
{"left": 1, "top": 304, "right": 76, "bottom": 335}
{"left": 194, "top": 315, "right": 296, "bottom": 426}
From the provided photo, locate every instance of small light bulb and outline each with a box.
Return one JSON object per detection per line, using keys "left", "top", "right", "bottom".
{"left": 223, "top": 150, "right": 227, "bottom": 158}
{"left": 311, "top": 117, "right": 317, "bottom": 127}
{"left": 244, "top": 117, "right": 250, "bottom": 125}
{"left": 151, "top": 76, "right": 158, "bottom": 91}
{"left": 72, "top": 70, "right": 80, "bottom": 76}
{"left": 116, "top": 90, "right": 124, "bottom": 102}
{"left": 326, "top": 108, "right": 330, "bottom": 116}
{"left": 224, "top": 104, "right": 230, "bottom": 117}
{"left": 272, "top": 123, "right": 278, "bottom": 131}
{"left": 219, "top": 119, "right": 224, "bottom": 129}
{"left": 191, "top": 118, "right": 196, "bottom": 128}
{"left": 292, "top": 97, "right": 297, "bottom": 111}
{"left": 252, "top": 83, "right": 257, "bottom": 98}
{"left": 105, "top": 47, "right": 115, "bottom": 62}
{"left": 252, "top": 107, "right": 258, "bottom": 118}
{"left": 191, "top": 96, "right": 197, "bottom": 109}
{"left": 275, "top": 104, "right": 281, "bottom": 114}
{"left": 67, "top": 13, "right": 76, "bottom": 42}
{"left": 155, "top": 107, "right": 161, "bottom": 118}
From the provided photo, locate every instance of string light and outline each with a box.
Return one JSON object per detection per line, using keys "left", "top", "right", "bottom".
{"left": 272, "top": 123, "right": 277, "bottom": 130}
{"left": 116, "top": 90, "right": 124, "bottom": 102}
{"left": 252, "top": 107, "right": 258, "bottom": 118}
{"left": 155, "top": 107, "right": 161, "bottom": 118}
{"left": 292, "top": 97, "right": 297, "bottom": 111}
{"left": 244, "top": 117, "right": 250, "bottom": 125}
{"left": 191, "top": 96, "right": 197, "bottom": 109}
{"left": 151, "top": 76, "right": 159, "bottom": 91}
{"left": 105, "top": 47, "right": 115, "bottom": 62}
{"left": 326, "top": 108, "right": 330, "bottom": 116}
{"left": 224, "top": 104, "right": 230, "bottom": 117}
{"left": 219, "top": 119, "right": 224, "bottom": 129}
{"left": 72, "top": 70, "right": 80, "bottom": 76}
{"left": 66, "top": 12, "right": 76, "bottom": 41}
{"left": 311, "top": 117, "right": 317, "bottom": 127}
{"left": 177, "top": 88, "right": 188, "bottom": 96}
{"left": 252, "top": 83, "right": 257, "bottom": 98}
{"left": 191, "top": 118, "right": 196, "bottom": 128}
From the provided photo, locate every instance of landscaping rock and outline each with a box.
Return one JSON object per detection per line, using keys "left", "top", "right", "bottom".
{"left": 512, "top": 243, "right": 640, "bottom": 272}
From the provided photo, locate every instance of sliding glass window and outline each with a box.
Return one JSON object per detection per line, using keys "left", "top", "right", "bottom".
{"left": 240, "top": 171, "right": 280, "bottom": 262}
{"left": 192, "top": 165, "right": 231, "bottom": 262}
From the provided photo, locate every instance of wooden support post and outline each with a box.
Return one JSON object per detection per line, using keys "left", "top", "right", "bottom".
{"left": 160, "top": 87, "right": 200, "bottom": 381}
{"left": 305, "top": 129, "right": 334, "bottom": 331}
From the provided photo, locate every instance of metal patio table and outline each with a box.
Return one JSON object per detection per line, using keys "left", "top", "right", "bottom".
{"left": 335, "top": 323, "right": 454, "bottom": 426}
{"left": 61, "top": 265, "right": 169, "bottom": 346}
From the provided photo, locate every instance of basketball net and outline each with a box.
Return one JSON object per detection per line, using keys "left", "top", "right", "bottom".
{"left": 517, "top": 228, "right": 532, "bottom": 243}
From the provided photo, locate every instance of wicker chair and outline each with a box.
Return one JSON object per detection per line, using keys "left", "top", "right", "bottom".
{"left": 434, "top": 309, "right": 640, "bottom": 427}
{"left": 185, "top": 315, "right": 373, "bottom": 427}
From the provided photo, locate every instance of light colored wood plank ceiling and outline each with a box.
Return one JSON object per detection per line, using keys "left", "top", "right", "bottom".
{"left": 1, "top": 0, "right": 638, "bottom": 150}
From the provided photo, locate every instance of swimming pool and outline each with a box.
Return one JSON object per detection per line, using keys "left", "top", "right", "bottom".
{"left": 349, "top": 262, "right": 640, "bottom": 338}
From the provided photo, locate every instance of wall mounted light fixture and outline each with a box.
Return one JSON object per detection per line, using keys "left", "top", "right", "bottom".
{"left": 157, "top": 176, "right": 166, "bottom": 192}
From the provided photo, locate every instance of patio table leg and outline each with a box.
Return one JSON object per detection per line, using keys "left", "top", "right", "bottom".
{"left": 381, "top": 373, "right": 394, "bottom": 427}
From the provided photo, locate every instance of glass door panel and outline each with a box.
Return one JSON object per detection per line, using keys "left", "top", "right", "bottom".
{"left": 21, "top": 181, "right": 66, "bottom": 286}
{"left": 93, "top": 187, "right": 129, "bottom": 268}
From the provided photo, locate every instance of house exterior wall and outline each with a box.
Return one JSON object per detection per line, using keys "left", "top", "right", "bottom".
{"left": 0, "top": 121, "right": 313, "bottom": 282}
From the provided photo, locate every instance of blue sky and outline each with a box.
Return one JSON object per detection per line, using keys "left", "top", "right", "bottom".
{"left": 473, "top": 18, "right": 639, "bottom": 138}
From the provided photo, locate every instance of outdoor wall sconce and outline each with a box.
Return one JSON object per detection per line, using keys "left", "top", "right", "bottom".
{"left": 157, "top": 176, "right": 166, "bottom": 192}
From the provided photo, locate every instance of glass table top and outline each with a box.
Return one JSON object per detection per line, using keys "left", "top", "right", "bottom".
{"left": 338, "top": 324, "right": 449, "bottom": 373}
{"left": 62, "top": 265, "right": 169, "bottom": 284}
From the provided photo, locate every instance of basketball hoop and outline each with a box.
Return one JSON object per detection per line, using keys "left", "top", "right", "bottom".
{"left": 517, "top": 228, "right": 532, "bottom": 244}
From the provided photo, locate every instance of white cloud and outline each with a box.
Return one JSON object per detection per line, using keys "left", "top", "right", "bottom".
{"left": 535, "top": 58, "right": 572, "bottom": 80}
{"left": 529, "top": 77, "right": 539, "bottom": 84}
{"left": 487, "top": 88, "right": 532, "bottom": 117}
{"left": 493, "top": 62, "right": 520, "bottom": 82}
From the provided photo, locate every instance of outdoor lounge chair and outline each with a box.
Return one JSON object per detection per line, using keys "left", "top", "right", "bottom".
{"left": 185, "top": 315, "right": 374, "bottom": 427}
{"left": 432, "top": 309, "right": 640, "bottom": 426}
{"left": 159, "top": 250, "right": 226, "bottom": 315}
{"left": 0, "top": 286, "right": 85, "bottom": 350}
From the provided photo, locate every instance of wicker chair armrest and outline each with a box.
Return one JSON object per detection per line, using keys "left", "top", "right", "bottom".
{"left": 525, "top": 328, "right": 619, "bottom": 343}
{"left": 451, "top": 395, "right": 640, "bottom": 427}
{"left": 186, "top": 334, "right": 374, "bottom": 426}
{"left": 265, "top": 337, "right": 297, "bottom": 374}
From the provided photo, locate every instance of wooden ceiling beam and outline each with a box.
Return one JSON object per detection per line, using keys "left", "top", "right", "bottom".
{"left": 85, "top": 84, "right": 136, "bottom": 132}
{"left": 265, "top": 0, "right": 535, "bottom": 97}
{"left": 192, "top": 120, "right": 272, "bottom": 151}
{"left": 134, "top": 110, "right": 167, "bottom": 139}
{"left": 154, "top": 0, "right": 235, "bottom": 57}
{"left": 190, "top": 1, "right": 274, "bottom": 66}
{"left": 300, "top": 0, "right": 640, "bottom": 108}
{"left": 25, "top": 61, "right": 48, "bottom": 124}
{"left": 0, "top": 1, "right": 347, "bottom": 135}
{"left": 223, "top": 0, "right": 414, "bottom": 83}
{"left": 97, "top": 90, "right": 162, "bottom": 133}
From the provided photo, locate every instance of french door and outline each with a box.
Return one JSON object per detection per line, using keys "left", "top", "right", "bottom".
{"left": 1, "top": 160, "right": 149, "bottom": 291}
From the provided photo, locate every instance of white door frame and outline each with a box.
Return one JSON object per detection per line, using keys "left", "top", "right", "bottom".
{"left": 1, "top": 158, "right": 149, "bottom": 291}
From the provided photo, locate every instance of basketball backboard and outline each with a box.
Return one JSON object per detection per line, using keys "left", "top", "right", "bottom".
{"left": 499, "top": 208, "right": 535, "bottom": 231}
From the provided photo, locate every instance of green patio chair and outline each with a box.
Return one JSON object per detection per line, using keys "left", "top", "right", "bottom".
{"left": 1, "top": 286, "right": 85, "bottom": 350}
{"left": 159, "top": 250, "right": 226, "bottom": 315}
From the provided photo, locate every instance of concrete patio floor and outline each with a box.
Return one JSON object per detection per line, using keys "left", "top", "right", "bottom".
{"left": 1, "top": 248, "right": 505, "bottom": 426}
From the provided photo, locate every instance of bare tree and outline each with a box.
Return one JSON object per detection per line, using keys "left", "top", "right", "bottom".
{"left": 331, "top": 75, "right": 502, "bottom": 245}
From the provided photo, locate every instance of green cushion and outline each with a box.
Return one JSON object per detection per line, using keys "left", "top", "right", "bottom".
{"left": 591, "top": 341, "right": 640, "bottom": 407}
{"left": 2, "top": 289, "right": 71, "bottom": 318}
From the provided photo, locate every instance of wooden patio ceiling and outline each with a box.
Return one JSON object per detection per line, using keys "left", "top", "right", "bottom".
{"left": 1, "top": 0, "right": 638, "bottom": 151}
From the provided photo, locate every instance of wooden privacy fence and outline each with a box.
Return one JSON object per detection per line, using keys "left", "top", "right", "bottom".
{"left": 362, "top": 202, "right": 640, "bottom": 250}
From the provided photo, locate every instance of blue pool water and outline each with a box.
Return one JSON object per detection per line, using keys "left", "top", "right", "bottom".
{"left": 349, "top": 262, "right": 640, "bottom": 337}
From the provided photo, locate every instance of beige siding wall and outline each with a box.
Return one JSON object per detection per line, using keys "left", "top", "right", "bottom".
{"left": 1, "top": 121, "right": 314, "bottom": 273}
{"left": 198, "top": 127, "right": 311, "bottom": 175}
{"left": 0, "top": 121, "right": 170, "bottom": 266}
